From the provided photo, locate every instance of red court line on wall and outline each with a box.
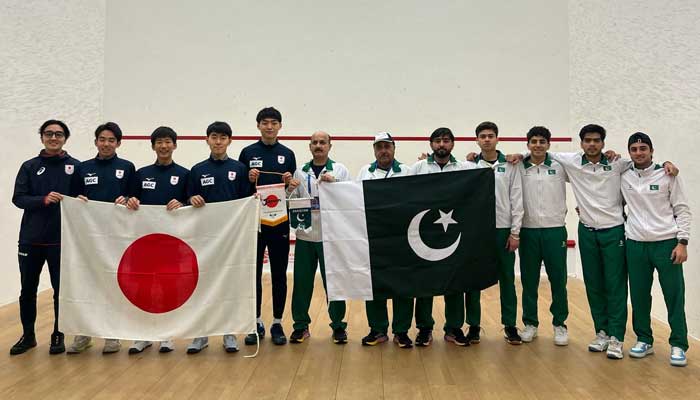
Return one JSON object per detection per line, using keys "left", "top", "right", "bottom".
{"left": 123, "top": 135, "right": 573, "bottom": 142}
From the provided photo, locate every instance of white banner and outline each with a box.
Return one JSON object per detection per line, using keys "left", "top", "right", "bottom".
{"left": 257, "top": 183, "right": 288, "bottom": 227}
{"left": 59, "top": 196, "right": 259, "bottom": 340}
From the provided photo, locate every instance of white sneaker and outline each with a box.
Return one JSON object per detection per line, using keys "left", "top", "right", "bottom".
{"left": 187, "top": 337, "right": 208, "bottom": 354}
{"left": 606, "top": 336, "right": 623, "bottom": 359}
{"left": 520, "top": 325, "right": 537, "bottom": 343}
{"left": 588, "top": 330, "right": 609, "bottom": 352}
{"left": 66, "top": 335, "right": 92, "bottom": 354}
{"left": 159, "top": 340, "right": 175, "bottom": 353}
{"left": 102, "top": 339, "right": 121, "bottom": 354}
{"left": 553, "top": 326, "right": 568, "bottom": 346}
{"left": 128, "top": 340, "right": 152, "bottom": 354}
{"left": 223, "top": 334, "right": 239, "bottom": 353}
{"left": 629, "top": 341, "right": 653, "bottom": 358}
{"left": 670, "top": 347, "right": 688, "bottom": 367}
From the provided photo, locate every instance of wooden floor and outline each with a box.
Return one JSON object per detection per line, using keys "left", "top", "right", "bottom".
{"left": 0, "top": 275, "right": 698, "bottom": 400}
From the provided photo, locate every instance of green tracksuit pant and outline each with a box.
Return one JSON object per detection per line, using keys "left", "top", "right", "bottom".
{"left": 627, "top": 238, "right": 688, "bottom": 351}
{"left": 578, "top": 223, "right": 627, "bottom": 340}
{"left": 365, "top": 297, "right": 413, "bottom": 334}
{"left": 444, "top": 228, "right": 516, "bottom": 331}
{"left": 291, "top": 239, "right": 347, "bottom": 331}
{"left": 519, "top": 227, "right": 569, "bottom": 327}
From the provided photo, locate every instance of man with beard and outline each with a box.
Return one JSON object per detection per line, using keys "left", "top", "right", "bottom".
{"left": 357, "top": 132, "right": 414, "bottom": 348}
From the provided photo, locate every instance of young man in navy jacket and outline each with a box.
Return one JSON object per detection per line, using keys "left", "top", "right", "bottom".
{"left": 67, "top": 122, "right": 137, "bottom": 354}
{"left": 126, "top": 126, "right": 189, "bottom": 354}
{"left": 11, "top": 120, "right": 80, "bottom": 355}
{"left": 185, "top": 121, "right": 253, "bottom": 354}
{"left": 238, "top": 107, "right": 296, "bottom": 346}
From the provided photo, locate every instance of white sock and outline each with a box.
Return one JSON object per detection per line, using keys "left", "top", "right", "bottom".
{"left": 272, "top": 318, "right": 282, "bottom": 325}
{"left": 257, "top": 318, "right": 263, "bottom": 325}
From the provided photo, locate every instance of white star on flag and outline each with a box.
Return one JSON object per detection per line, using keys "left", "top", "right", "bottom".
{"left": 433, "top": 209, "right": 458, "bottom": 232}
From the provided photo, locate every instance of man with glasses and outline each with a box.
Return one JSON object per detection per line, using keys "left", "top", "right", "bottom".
{"left": 11, "top": 120, "right": 79, "bottom": 355}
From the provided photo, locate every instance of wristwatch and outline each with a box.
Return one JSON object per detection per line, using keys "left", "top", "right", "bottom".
{"left": 679, "top": 238, "right": 689, "bottom": 246}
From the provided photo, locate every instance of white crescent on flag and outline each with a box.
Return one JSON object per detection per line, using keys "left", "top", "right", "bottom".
{"left": 59, "top": 196, "right": 259, "bottom": 341}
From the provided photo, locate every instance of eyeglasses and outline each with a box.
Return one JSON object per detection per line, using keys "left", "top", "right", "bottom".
{"left": 42, "top": 131, "right": 65, "bottom": 139}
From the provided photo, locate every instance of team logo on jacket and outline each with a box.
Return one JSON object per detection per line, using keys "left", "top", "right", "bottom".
{"left": 548, "top": 169, "right": 556, "bottom": 175}
{"left": 65, "top": 164, "right": 74, "bottom": 175}
{"left": 201, "top": 174, "right": 215, "bottom": 186}
{"left": 250, "top": 158, "right": 263, "bottom": 168}
{"left": 497, "top": 166, "right": 505, "bottom": 173}
{"left": 37, "top": 167, "right": 46, "bottom": 176}
{"left": 170, "top": 176, "right": 179, "bottom": 185}
{"left": 650, "top": 184, "right": 659, "bottom": 191}
{"left": 277, "top": 155, "right": 285, "bottom": 164}
{"left": 85, "top": 173, "right": 99, "bottom": 185}
{"left": 603, "top": 166, "right": 612, "bottom": 171}
{"left": 115, "top": 169, "right": 125, "bottom": 179}
{"left": 228, "top": 171, "right": 237, "bottom": 181}
{"left": 142, "top": 178, "right": 156, "bottom": 190}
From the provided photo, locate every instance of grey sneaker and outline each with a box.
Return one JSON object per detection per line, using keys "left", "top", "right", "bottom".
{"left": 66, "top": 335, "right": 92, "bottom": 354}
{"left": 186, "top": 337, "right": 209, "bottom": 354}
{"left": 521, "top": 325, "right": 537, "bottom": 343}
{"left": 629, "top": 341, "right": 653, "bottom": 358}
{"left": 128, "top": 340, "right": 152, "bottom": 354}
{"left": 588, "top": 330, "right": 609, "bottom": 352}
{"left": 102, "top": 339, "right": 121, "bottom": 354}
{"left": 670, "top": 347, "right": 687, "bottom": 367}
{"left": 223, "top": 334, "right": 239, "bottom": 353}
{"left": 159, "top": 340, "right": 175, "bottom": 353}
{"left": 606, "top": 336, "right": 623, "bottom": 359}
{"left": 553, "top": 326, "right": 568, "bottom": 346}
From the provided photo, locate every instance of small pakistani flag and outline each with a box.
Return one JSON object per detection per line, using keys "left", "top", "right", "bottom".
{"left": 319, "top": 169, "right": 498, "bottom": 301}
{"left": 288, "top": 198, "right": 312, "bottom": 233}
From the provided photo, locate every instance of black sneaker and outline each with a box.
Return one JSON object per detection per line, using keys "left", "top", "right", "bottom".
{"left": 10, "top": 335, "right": 37, "bottom": 355}
{"left": 270, "top": 323, "right": 287, "bottom": 345}
{"left": 289, "top": 328, "right": 310, "bottom": 343}
{"left": 504, "top": 326, "right": 522, "bottom": 345}
{"left": 361, "top": 330, "right": 388, "bottom": 346}
{"left": 466, "top": 326, "right": 481, "bottom": 344}
{"left": 444, "top": 328, "right": 470, "bottom": 346}
{"left": 393, "top": 332, "right": 413, "bottom": 348}
{"left": 244, "top": 322, "right": 265, "bottom": 346}
{"left": 49, "top": 332, "right": 65, "bottom": 354}
{"left": 332, "top": 328, "right": 348, "bottom": 344}
{"left": 415, "top": 328, "right": 433, "bottom": 347}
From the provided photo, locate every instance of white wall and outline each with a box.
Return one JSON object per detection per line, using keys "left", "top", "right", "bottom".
{"left": 0, "top": 0, "right": 106, "bottom": 305}
{"left": 569, "top": 0, "right": 700, "bottom": 336}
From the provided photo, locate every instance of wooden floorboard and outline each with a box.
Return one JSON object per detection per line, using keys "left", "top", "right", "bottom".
{"left": 1, "top": 275, "right": 698, "bottom": 400}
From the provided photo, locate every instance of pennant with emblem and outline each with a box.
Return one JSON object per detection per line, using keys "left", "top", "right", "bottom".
{"left": 257, "top": 183, "right": 288, "bottom": 226}
{"left": 288, "top": 198, "right": 312, "bottom": 233}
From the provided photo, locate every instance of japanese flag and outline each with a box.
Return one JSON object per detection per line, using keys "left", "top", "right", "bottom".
{"left": 59, "top": 196, "right": 259, "bottom": 340}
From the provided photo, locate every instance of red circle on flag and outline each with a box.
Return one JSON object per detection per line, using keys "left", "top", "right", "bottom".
{"left": 264, "top": 194, "right": 280, "bottom": 208}
{"left": 117, "top": 233, "right": 199, "bottom": 314}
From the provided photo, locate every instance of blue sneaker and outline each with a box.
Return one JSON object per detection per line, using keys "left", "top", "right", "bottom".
{"left": 629, "top": 341, "right": 654, "bottom": 358}
{"left": 670, "top": 347, "right": 687, "bottom": 367}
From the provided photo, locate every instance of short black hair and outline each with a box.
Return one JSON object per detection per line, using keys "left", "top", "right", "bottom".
{"left": 579, "top": 124, "right": 606, "bottom": 141}
{"left": 206, "top": 121, "right": 232, "bottom": 137}
{"left": 527, "top": 126, "right": 551, "bottom": 143}
{"left": 94, "top": 122, "right": 122, "bottom": 141}
{"left": 39, "top": 119, "right": 70, "bottom": 139}
{"left": 476, "top": 121, "right": 499, "bottom": 137}
{"left": 256, "top": 107, "right": 282, "bottom": 123}
{"left": 430, "top": 127, "right": 454, "bottom": 142}
{"left": 150, "top": 126, "right": 177, "bottom": 145}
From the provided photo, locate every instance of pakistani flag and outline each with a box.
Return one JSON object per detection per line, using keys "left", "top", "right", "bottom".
{"left": 319, "top": 169, "right": 497, "bottom": 301}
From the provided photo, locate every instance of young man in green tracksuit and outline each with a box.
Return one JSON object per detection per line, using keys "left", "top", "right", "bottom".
{"left": 286, "top": 131, "right": 350, "bottom": 344}
{"left": 461, "top": 121, "right": 523, "bottom": 345}
{"left": 410, "top": 127, "right": 473, "bottom": 347}
{"left": 622, "top": 132, "right": 691, "bottom": 367}
{"left": 517, "top": 126, "right": 569, "bottom": 346}
{"left": 357, "top": 133, "right": 414, "bottom": 348}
